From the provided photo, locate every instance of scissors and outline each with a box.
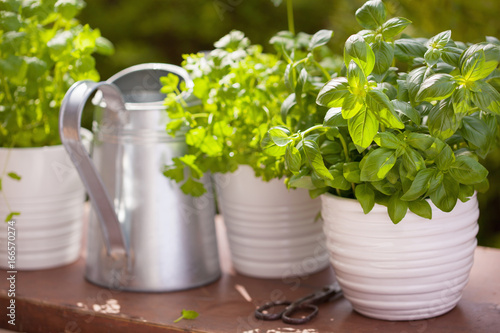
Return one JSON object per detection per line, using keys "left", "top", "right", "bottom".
{"left": 254, "top": 282, "right": 343, "bottom": 325}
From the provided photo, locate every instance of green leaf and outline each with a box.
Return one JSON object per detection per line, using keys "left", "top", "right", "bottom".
{"left": 355, "top": 183, "right": 375, "bottom": 214}
{"left": 316, "top": 77, "right": 350, "bottom": 108}
{"left": 323, "top": 107, "right": 347, "bottom": 127}
{"left": 400, "top": 168, "right": 436, "bottom": 201}
{"left": 261, "top": 132, "right": 287, "bottom": 157}
{"left": 348, "top": 108, "right": 379, "bottom": 151}
{"left": 5, "top": 212, "right": 21, "bottom": 222}
{"left": 95, "top": 36, "right": 115, "bottom": 55}
{"left": 408, "top": 200, "right": 432, "bottom": 220}
{"left": 288, "top": 168, "right": 316, "bottom": 190}
{"left": 269, "top": 126, "right": 292, "bottom": 147}
{"left": 285, "top": 145, "right": 301, "bottom": 174}
{"left": 430, "top": 173, "right": 459, "bottom": 212}
{"left": 395, "top": 38, "right": 427, "bottom": 60}
{"left": 344, "top": 34, "right": 375, "bottom": 76}
{"left": 462, "top": 50, "right": 487, "bottom": 81}
{"left": 347, "top": 60, "right": 367, "bottom": 90}
{"left": 381, "top": 17, "right": 412, "bottom": 39}
{"left": 460, "top": 116, "right": 494, "bottom": 157}
{"left": 428, "top": 99, "right": 459, "bottom": 141}
{"left": 402, "top": 147, "right": 425, "bottom": 179}
{"left": 374, "top": 132, "right": 403, "bottom": 149}
{"left": 7, "top": 172, "right": 21, "bottom": 181}
{"left": 366, "top": 89, "right": 404, "bottom": 129}
{"left": 160, "top": 73, "right": 181, "bottom": 94}
{"left": 441, "top": 46, "right": 463, "bottom": 67}
{"left": 371, "top": 40, "right": 394, "bottom": 75}
{"left": 343, "top": 162, "right": 361, "bottom": 183}
{"left": 355, "top": 0, "right": 386, "bottom": 30}
{"left": 449, "top": 155, "right": 488, "bottom": 185}
{"left": 180, "top": 178, "right": 207, "bottom": 197}
{"left": 428, "top": 30, "right": 451, "bottom": 49}
{"left": 452, "top": 86, "right": 473, "bottom": 117}
{"left": 174, "top": 309, "right": 200, "bottom": 323}
{"left": 424, "top": 48, "right": 441, "bottom": 67}
{"left": 392, "top": 100, "right": 421, "bottom": 125}
{"left": 458, "top": 184, "right": 475, "bottom": 202}
{"left": 309, "top": 29, "right": 333, "bottom": 50}
{"left": 326, "top": 166, "right": 351, "bottom": 191}
{"left": 459, "top": 43, "right": 500, "bottom": 80}
{"left": 406, "top": 66, "right": 427, "bottom": 105}
{"left": 295, "top": 69, "right": 308, "bottom": 107}
{"left": 435, "top": 145, "right": 455, "bottom": 171}
{"left": 342, "top": 94, "right": 365, "bottom": 119}
{"left": 303, "top": 140, "right": 333, "bottom": 180}
{"left": 388, "top": 194, "right": 408, "bottom": 224}
{"left": 471, "top": 81, "right": 500, "bottom": 115}
{"left": 281, "top": 93, "right": 297, "bottom": 122}
{"left": 360, "top": 147, "right": 398, "bottom": 182}
{"left": 416, "top": 74, "right": 457, "bottom": 102}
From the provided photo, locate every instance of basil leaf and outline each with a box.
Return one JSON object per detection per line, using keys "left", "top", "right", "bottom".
{"left": 342, "top": 94, "right": 364, "bottom": 119}
{"left": 355, "top": 183, "right": 375, "bottom": 214}
{"left": 374, "top": 131, "right": 403, "bottom": 149}
{"left": 5, "top": 212, "right": 21, "bottom": 222}
{"left": 355, "top": 0, "right": 387, "bottom": 30}
{"left": 424, "top": 48, "right": 441, "bottom": 67}
{"left": 408, "top": 200, "right": 432, "bottom": 220}
{"left": 449, "top": 155, "right": 488, "bottom": 185}
{"left": 441, "top": 46, "right": 462, "bottom": 67}
{"left": 343, "top": 162, "right": 361, "bottom": 183}
{"left": 406, "top": 66, "right": 426, "bottom": 105}
{"left": 324, "top": 107, "right": 347, "bottom": 127}
{"left": 348, "top": 107, "right": 379, "bottom": 151}
{"left": 395, "top": 38, "right": 427, "bottom": 61}
{"left": 269, "top": 126, "right": 292, "bottom": 147}
{"left": 452, "top": 86, "right": 473, "bottom": 117}
{"left": 7, "top": 172, "right": 21, "bottom": 181}
{"left": 381, "top": 17, "right": 412, "bottom": 39}
{"left": 285, "top": 145, "right": 301, "bottom": 174}
{"left": 430, "top": 173, "right": 459, "bottom": 212}
{"left": 309, "top": 29, "right": 333, "bottom": 50}
{"left": 460, "top": 116, "right": 494, "bottom": 157}
{"left": 281, "top": 93, "right": 297, "bottom": 122}
{"left": 462, "top": 50, "right": 487, "bottom": 81}
{"left": 360, "top": 147, "right": 398, "bottom": 181}
{"left": 303, "top": 140, "right": 333, "bottom": 180}
{"left": 459, "top": 43, "right": 500, "bottom": 79}
{"left": 347, "top": 59, "right": 367, "bottom": 90}
{"left": 388, "top": 194, "right": 408, "bottom": 224}
{"left": 344, "top": 34, "right": 375, "bottom": 76}
{"left": 366, "top": 89, "right": 404, "bottom": 129}
{"left": 471, "top": 81, "right": 500, "bottom": 114}
{"left": 435, "top": 145, "right": 455, "bottom": 171}
{"left": 428, "top": 99, "right": 459, "bottom": 140}
{"left": 371, "top": 40, "right": 394, "bottom": 75}
{"left": 428, "top": 30, "right": 452, "bottom": 49}
{"left": 400, "top": 168, "right": 436, "bottom": 201}
{"left": 416, "top": 74, "right": 457, "bottom": 102}
{"left": 316, "top": 77, "right": 350, "bottom": 108}
{"left": 180, "top": 178, "right": 207, "bottom": 197}
{"left": 402, "top": 147, "right": 426, "bottom": 179}
{"left": 392, "top": 100, "right": 421, "bottom": 124}
{"left": 326, "top": 166, "right": 351, "bottom": 191}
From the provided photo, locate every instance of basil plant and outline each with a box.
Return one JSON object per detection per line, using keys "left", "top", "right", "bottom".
{"left": 266, "top": 0, "right": 500, "bottom": 223}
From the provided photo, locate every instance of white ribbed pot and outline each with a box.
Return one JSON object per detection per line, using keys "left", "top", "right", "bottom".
{"left": 214, "top": 165, "right": 330, "bottom": 279}
{"left": 321, "top": 193, "right": 479, "bottom": 321}
{"left": 0, "top": 135, "right": 89, "bottom": 270}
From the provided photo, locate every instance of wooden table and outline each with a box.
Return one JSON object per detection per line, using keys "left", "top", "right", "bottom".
{"left": 1, "top": 215, "right": 499, "bottom": 333}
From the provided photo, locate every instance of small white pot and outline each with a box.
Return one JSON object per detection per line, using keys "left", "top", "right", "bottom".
{"left": 321, "top": 193, "right": 479, "bottom": 321}
{"left": 214, "top": 165, "right": 329, "bottom": 279}
{"left": 0, "top": 134, "right": 90, "bottom": 270}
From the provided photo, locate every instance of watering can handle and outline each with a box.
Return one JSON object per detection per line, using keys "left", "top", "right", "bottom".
{"left": 59, "top": 80, "right": 128, "bottom": 260}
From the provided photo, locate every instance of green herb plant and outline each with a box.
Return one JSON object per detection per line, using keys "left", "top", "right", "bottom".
{"left": 173, "top": 309, "right": 199, "bottom": 323}
{"left": 0, "top": 0, "right": 113, "bottom": 221}
{"left": 267, "top": 0, "right": 500, "bottom": 223}
{"left": 161, "top": 0, "right": 341, "bottom": 196}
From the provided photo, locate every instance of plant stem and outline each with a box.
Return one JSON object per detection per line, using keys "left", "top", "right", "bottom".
{"left": 286, "top": 0, "right": 295, "bottom": 35}
{"left": 300, "top": 124, "right": 324, "bottom": 138}
{"left": 338, "top": 133, "right": 350, "bottom": 162}
{"left": 313, "top": 59, "right": 332, "bottom": 81}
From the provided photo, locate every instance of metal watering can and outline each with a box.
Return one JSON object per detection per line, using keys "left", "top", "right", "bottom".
{"left": 59, "top": 63, "right": 220, "bottom": 291}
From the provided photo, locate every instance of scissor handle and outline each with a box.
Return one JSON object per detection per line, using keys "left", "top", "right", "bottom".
{"left": 255, "top": 300, "right": 292, "bottom": 321}
{"left": 282, "top": 303, "right": 319, "bottom": 325}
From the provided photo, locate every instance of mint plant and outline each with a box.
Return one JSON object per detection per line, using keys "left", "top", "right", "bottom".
{"left": 267, "top": 0, "right": 500, "bottom": 223}
{"left": 162, "top": 1, "right": 341, "bottom": 196}
{"left": 0, "top": 0, "right": 114, "bottom": 148}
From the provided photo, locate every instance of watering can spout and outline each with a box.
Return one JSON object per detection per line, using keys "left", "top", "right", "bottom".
{"left": 59, "top": 80, "right": 129, "bottom": 260}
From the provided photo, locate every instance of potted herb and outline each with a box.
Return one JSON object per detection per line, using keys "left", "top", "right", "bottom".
{"left": 267, "top": 0, "right": 500, "bottom": 320}
{"left": 0, "top": 0, "right": 113, "bottom": 269}
{"left": 161, "top": 0, "right": 342, "bottom": 278}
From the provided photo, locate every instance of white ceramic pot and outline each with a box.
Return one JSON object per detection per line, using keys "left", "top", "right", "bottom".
{"left": 0, "top": 134, "right": 90, "bottom": 270}
{"left": 214, "top": 165, "right": 329, "bottom": 279}
{"left": 321, "top": 193, "right": 479, "bottom": 321}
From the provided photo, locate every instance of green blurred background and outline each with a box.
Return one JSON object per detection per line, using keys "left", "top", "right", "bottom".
{"left": 79, "top": 0, "right": 500, "bottom": 248}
